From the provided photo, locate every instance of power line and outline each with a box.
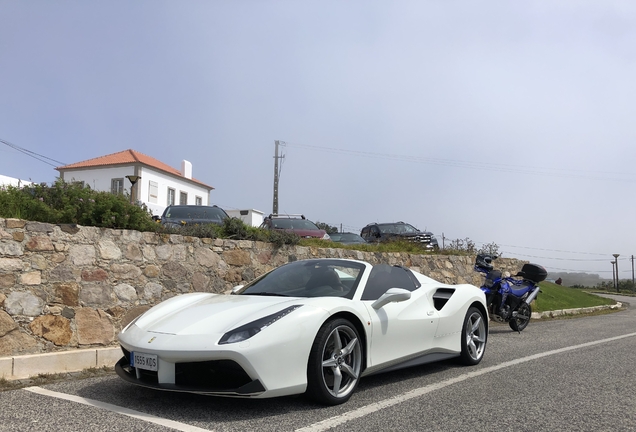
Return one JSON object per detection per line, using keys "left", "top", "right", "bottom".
{"left": 505, "top": 252, "right": 612, "bottom": 262}
{"left": 284, "top": 141, "right": 636, "bottom": 183}
{"left": 1, "top": 138, "right": 67, "bottom": 167}
{"left": 543, "top": 265, "right": 615, "bottom": 273}
{"left": 486, "top": 243, "right": 612, "bottom": 256}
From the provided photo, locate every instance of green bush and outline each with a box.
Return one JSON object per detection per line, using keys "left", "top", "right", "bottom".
{"left": 0, "top": 179, "right": 158, "bottom": 232}
{"left": 172, "top": 217, "right": 300, "bottom": 246}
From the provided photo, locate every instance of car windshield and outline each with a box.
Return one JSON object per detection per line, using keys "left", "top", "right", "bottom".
{"left": 271, "top": 218, "right": 320, "bottom": 230}
{"left": 331, "top": 233, "right": 365, "bottom": 243}
{"left": 378, "top": 223, "right": 418, "bottom": 234}
{"left": 164, "top": 206, "right": 227, "bottom": 222}
{"left": 238, "top": 259, "right": 364, "bottom": 299}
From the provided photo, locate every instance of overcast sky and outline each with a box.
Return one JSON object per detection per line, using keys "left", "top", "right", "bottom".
{"left": 1, "top": 1, "right": 635, "bottom": 278}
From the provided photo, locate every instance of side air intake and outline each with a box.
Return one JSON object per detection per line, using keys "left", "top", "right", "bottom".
{"left": 432, "top": 288, "right": 455, "bottom": 311}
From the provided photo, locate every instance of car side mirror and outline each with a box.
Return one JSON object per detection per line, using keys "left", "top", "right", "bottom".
{"left": 231, "top": 285, "right": 244, "bottom": 295}
{"left": 371, "top": 288, "right": 412, "bottom": 310}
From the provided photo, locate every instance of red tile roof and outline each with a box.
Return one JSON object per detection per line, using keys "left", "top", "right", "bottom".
{"left": 56, "top": 149, "right": 213, "bottom": 189}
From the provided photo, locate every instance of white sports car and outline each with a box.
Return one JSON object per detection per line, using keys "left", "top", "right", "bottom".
{"left": 116, "top": 258, "right": 488, "bottom": 405}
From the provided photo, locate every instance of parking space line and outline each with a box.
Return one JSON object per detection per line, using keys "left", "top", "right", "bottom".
{"left": 297, "top": 331, "right": 636, "bottom": 432}
{"left": 24, "top": 386, "right": 212, "bottom": 432}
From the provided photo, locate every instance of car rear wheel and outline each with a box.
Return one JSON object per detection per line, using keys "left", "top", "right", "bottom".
{"left": 306, "top": 318, "right": 362, "bottom": 405}
{"left": 459, "top": 306, "right": 487, "bottom": 365}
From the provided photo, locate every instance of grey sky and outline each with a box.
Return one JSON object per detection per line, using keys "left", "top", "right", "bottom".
{"left": 1, "top": 1, "right": 635, "bottom": 278}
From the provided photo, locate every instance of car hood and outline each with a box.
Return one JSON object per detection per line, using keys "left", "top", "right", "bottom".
{"left": 133, "top": 293, "right": 308, "bottom": 336}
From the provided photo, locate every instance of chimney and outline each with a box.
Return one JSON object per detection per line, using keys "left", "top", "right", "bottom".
{"left": 181, "top": 160, "right": 192, "bottom": 179}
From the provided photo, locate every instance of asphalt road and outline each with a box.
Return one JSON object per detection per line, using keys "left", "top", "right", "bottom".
{"left": 1, "top": 294, "right": 635, "bottom": 432}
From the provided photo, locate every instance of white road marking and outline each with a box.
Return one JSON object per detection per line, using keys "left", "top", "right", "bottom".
{"left": 24, "top": 386, "right": 212, "bottom": 432}
{"left": 297, "top": 331, "right": 636, "bottom": 432}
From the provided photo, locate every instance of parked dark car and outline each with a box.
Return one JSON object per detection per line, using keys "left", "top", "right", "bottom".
{"left": 330, "top": 232, "right": 367, "bottom": 245}
{"left": 260, "top": 214, "right": 331, "bottom": 240}
{"left": 360, "top": 221, "right": 438, "bottom": 250}
{"left": 161, "top": 205, "right": 229, "bottom": 228}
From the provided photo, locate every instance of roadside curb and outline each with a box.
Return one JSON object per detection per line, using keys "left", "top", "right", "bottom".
{"left": 531, "top": 302, "right": 623, "bottom": 319}
{"left": 0, "top": 347, "right": 121, "bottom": 381}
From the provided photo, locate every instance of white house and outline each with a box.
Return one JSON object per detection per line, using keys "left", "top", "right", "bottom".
{"left": 0, "top": 174, "right": 34, "bottom": 187}
{"left": 225, "top": 209, "right": 265, "bottom": 227}
{"left": 56, "top": 149, "right": 214, "bottom": 216}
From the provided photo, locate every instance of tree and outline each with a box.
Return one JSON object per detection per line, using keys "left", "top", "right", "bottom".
{"left": 446, "top": 237, "right": 476, "bottom": 253}
{"left": 315, "top": 221, "right": 339, "bottom": 234}
{"left": 477, "top": 242, "right": 500, "bottom": 256}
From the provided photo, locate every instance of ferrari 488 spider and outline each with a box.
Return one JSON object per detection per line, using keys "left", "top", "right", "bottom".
{"left": 116, "top": 258, "right": 488, "bottom": 405}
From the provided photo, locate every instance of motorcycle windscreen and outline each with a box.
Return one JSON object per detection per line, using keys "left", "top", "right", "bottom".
{"left": 484, "top": 270, "right": 502, "bottom": 288}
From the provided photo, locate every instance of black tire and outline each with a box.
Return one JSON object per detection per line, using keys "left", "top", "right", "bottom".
{"left": 459, "top": 306, "right": 487, "bottom": 366}
{"left": 306, "top": 318, "right": 362, "bottom": 405}
{"left": 509, "top": 303, "right": 531, "bottom": 332}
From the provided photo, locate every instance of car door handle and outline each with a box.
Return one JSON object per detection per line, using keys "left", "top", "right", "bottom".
{"left": 427, "top": 311, "right": 435, "bottom": 316}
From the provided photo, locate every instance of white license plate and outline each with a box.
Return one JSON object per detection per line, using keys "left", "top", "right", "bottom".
{"left": 131, "top": 351, "right": 158, "bottom": 371}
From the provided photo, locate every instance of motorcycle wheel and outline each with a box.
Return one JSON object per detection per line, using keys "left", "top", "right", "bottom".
{"left": 509, "top": 303, "right": 531, "bottom": 332}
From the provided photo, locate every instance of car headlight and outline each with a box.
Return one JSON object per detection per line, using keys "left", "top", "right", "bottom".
{"left": 322, "top": 233, "right": 331, "bottom": 240}
{"left": 219, "top": 305, "right": 302, "bottom": 344}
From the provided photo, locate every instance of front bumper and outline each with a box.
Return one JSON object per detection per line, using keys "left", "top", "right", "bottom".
{"left": 116, "top": 305, "right": 330, "bottom": 398}
{"left": 115, "top": 353, "right": 266, "bottom": 396}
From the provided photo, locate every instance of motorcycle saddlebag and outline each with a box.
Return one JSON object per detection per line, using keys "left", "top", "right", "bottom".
{"left": 516, "top": 263, "right": 547, "bottom": 283}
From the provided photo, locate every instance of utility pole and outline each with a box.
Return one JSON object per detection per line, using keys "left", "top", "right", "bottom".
{"left": 613, "top": 254, "right": 620, "bottom": 292}
{"left": 632, "top": 255, "right": 636, "bottom": 291}
{"left": 272, "top": 140, "right": 285, "bottom": 215}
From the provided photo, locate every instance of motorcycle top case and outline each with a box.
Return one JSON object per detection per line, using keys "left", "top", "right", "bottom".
{"left": 517, "top": 263, "right": 547, "bottom": 283}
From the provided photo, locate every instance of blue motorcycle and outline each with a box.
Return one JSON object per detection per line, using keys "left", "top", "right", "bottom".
{"left": 474, "top": 254, "right": 547, "bottom": 332}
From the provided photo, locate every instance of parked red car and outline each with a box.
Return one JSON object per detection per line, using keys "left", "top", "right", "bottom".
{"left": 260, "top": 214, "right": 331, "bottom": 240}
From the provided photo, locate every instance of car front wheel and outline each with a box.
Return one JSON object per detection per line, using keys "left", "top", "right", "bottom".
{"left": 459, "top": 306, "right": 487, "bottom": 365}
{"left": 306, "top": 318, "right": 362, "bottom": 405}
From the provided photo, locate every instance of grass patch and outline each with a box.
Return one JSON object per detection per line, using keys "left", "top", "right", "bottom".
{"left": 533, "top": 281, "right": 616, "bottom": 313}
{"left": 299, "top": 238, "right": 439, "bottom": 254}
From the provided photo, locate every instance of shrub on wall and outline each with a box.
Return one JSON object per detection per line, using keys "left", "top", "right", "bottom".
{"left": 0, "top": 179, "right": 158, "bottom": 232}
{"left": 0, "top": 180, "right": 304, "bottom": 245}
{"left": 174, "top": 217, "right": 301, "bottom": 246}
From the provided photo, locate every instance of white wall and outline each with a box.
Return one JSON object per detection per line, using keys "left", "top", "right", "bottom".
{"left": 0, "top": 174, "right": 34, "bottom": 187}
{"left": 226, "top": 209, "right": 265, "bottom": 227}
{"left": 137, "top": 166, "right": 209, "bottom": 216}
{"left": 60, "top": 166, "right": 210, "bottom": 216}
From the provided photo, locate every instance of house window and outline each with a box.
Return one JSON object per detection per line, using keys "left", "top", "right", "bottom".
{"left": 111, "top": 178, "right": 124, "bottom": 194}
{"left": 195, "top": 196, "right": 202, "bottom": 206}
{"left": 148, "top": 181, "right": 158, "bottom": 204}
{"left": 167, "top": 188, "right": 175, "bottom": 206}
{"left": 179, "top": 191, "right": 188, "bottom": 205}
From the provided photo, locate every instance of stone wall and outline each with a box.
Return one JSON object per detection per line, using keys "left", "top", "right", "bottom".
{"left": 0, "top": 218, "right": 526, "bottom": 357}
